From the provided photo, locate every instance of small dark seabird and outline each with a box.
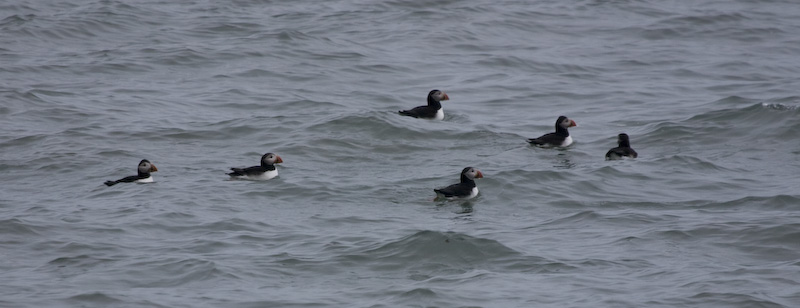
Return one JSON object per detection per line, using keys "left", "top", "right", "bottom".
{"left": 605, "top": 133, "right": 638, "bottom": 160}
{"left": 228, "top": 152, "right": 283, "bottom": 180}
{"left": 104, "top": 159, "right": 158, "bottom": 186}
{"left": 398, "top": 89, "right": 450, "bottom": 120}
{"left": 434, "top": 167, "right": 483, "bottom": 200}
{"left": 527, "top": 116, "right": 577, "bottom": 147}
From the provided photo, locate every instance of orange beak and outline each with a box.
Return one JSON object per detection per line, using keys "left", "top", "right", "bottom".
{"left": 275, "top": 156, "right": 283, "bottom": 164}
{"left": 569, "top": 120, "right": 577, "bottom": 127}
{"left": 150, "top": 164, "right": 158, "bottom": 172}
{"left": 475, "top": 170, "right": 484, "bottom": 178}
{"left": 442, "top": 92, "right": 450, "bottom": 101}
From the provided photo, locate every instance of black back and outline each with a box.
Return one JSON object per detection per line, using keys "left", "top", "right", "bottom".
{"left": 228, "top": 154, "right": 278, "bottom": 177}
{"left": 104, "top": 159, "right": 154, "bottom": 186}
{"left": 528, "top": 116, "right": 571, "bottom": 146}
{"left": 433, "top": 167, "right": 478, "bottom": 198}
{"left": 398, "top": 89, "right": 444, "bottom": 118}
{"left": 605, "top": 133, "right": 638, "bottom": 159}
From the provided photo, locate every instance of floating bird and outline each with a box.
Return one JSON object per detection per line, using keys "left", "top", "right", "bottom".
{"left": 104, "top": 159, "right": 158, "bottom": 186}
{"left": 527, "top": 116, "right": 577, "bottom": 147}
{"left": 227, "top": 152, "right": 283, "bottom": 180}
{"left": 398, "top": 89, "right": 450, "bottom": 120}
{"left": 605, "top": 133, "right": 638, "bottom": 160}
{"left": 434, "top": 167, "right": 483, "bottom": 200}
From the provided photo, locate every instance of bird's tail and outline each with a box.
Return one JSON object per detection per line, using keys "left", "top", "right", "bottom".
{"left": 398, "top": 110, "right": 416, "bottom": 117}
{"left": 227, "top": 168, "right": 244, "bottom": 177}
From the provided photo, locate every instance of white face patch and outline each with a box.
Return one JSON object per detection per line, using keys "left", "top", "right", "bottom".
{"left": 262, "top": 153, "right": 283, "bottom": 165}
{"left": 138, "top": 162, "right": 151, "bottom": 173}
{"left": 464, "top": 168, "right": 476, "bottom": 179}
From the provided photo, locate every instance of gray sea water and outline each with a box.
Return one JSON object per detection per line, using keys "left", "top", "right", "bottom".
{"left": 2, "top": 0, "right": 799, "bottom": 307}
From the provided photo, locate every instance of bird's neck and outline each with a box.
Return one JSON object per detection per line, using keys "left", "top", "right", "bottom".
{"left": 427, "top": 97, "right": 442, "bottom": 109}
{"left": 555, "top": 125, "right": 570, "bottom": 136}
{"left": 459, "top": 175, "right": 476, "bottom": 186}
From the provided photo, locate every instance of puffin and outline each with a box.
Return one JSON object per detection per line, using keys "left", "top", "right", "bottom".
{"left": 104, "top": 159, "right": 158, "bottom": 186}
{"left": 227, "top": 152, "right": 283, "bottom": 180}
{"left": 605, "top": 133, "right": 638, "bottom": 160}
{"left": 434, "top": 167, "right": 483, "bottom": 200}
{"left": 527, "top": 116, "right": 578, "bottom": 147}
{"left": 398, "top": 89, "right": 450, "bottom": 120}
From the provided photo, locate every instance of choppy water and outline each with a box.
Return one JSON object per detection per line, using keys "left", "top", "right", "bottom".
{"left": 2, "top": 0, "right": 799, "bottom": 307}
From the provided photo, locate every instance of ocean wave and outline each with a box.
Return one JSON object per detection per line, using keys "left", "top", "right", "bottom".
{"left": 132, "top": 218, "right": 267, "bottom": 235}
{"left": 65, "top": 292, "right": 125, "bottom": 306}
{"left": 641, "top": 97, "right": 799, "bottom": 151}
{"left": 0, "top": 14, "right": 33, "bottom": 28}
{"left": 640, "top": 11, "right": 786, "bottom": 42}
{"left": 693, "top": 195, "right": 800, "bottom": 211}
{"left": 339, "top": 230, "right": 570, "bottom": 275}
{"left": 121, "top": 258, "right": 222, "bottom": 288}
{"left": 0, "top": 218, "right": 42, "bottom": 236}
{"left": 382, "top": 0, "right": 466, "bottom": 9}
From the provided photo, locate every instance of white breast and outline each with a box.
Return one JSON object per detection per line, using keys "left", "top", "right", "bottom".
{"left": 467, "top": 186, "right": 479, "bottom": 199}
{"left": 561, "top": 135, "right": 573, "bottom": 147}
{"left": 434, "top": 108, "right": 444, "bottom": 120}
{"left": 135, "top": 176, "right": 154, "bottom": 183}
{"left": 243, "top": 169, "right": 278, "bottom": 181}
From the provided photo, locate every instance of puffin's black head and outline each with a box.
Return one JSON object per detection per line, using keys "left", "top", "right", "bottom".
{"left": 617, "top": 133, "right": 631, "bottom": 147}
{"left": 137, "top": 159, "right": 157, "bottom": 174}
{"left": 460, "top": 167, "right": 484, "bottom": 182}
{"left": 427, "top": 89, "right": 449, "bottom": 103}
{"left": 556, "top": 116, "right": 577, "bottom": 130}
{"left": 261, "top": 153, "right": 283, "bottom": 166}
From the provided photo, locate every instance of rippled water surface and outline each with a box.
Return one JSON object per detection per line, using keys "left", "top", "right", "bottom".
{"left": 1, "top": 0, "right": 799, "bottom": 307}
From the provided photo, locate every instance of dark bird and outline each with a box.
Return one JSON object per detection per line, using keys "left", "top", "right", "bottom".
{"left": 605, "top": 133, "right": 638, "bottom": 160}
{"left": 227, "top": 152, "right": 283, "bottom": 180}
{"left": 434, "top": 167, "right": 483, "bottom": 200}
{"left": 398, "top": 89, "right": 450, "bottom": 120}
{"left": 104, "top": 159, "right": 158, "bottom": 186}
{"left": 527, "top": 116, "right": 577, "bottom": 147}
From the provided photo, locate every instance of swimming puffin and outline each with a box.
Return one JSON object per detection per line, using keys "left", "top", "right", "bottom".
{"left": 104, "top": 159, "right": 158, "bottom": 186}
{"left": 227, "top": 152, "right": 283, "bottom": 180}
{"left": 398, "top": 89, "right": 450, "bottom": 120}
{"left": 527, "top": 116, "right": 577, "bottom": 147}
{"left": 605, "top": 133, "right": 638, "bottom": 160}
{"left": 434, "top": 167, "right": 483, "bottom": 200}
